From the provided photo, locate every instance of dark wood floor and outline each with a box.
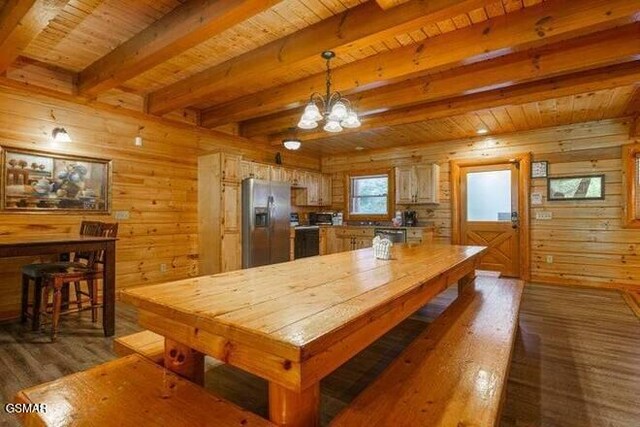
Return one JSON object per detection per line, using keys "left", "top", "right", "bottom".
{"left": 1, "top": 283, "right": 638, "bottom": 426}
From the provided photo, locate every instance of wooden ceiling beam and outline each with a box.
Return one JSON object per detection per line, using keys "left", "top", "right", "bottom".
{"left": 146, "top": 0, "right": 490, "bottom": 116}
{"left": 266, "top": 61, "right": 640, "bottom": 144}
{"left": 77, "top": 0, "right": 282, "bottom": 96}
{"left": 202, "top": 0, "right": 640, "bottom": 129}
{"left": 241, "top": 24, "right": 640, "bottom": 137}
{"left": 0, "top": 0, "right": 69, "bottom": 73}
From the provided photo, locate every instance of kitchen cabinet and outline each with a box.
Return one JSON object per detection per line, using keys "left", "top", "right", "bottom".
{"left": 335, "top": 227, "right": 375, "bottom": 252}
{"left": 241, "top": 160, "right": 270, "bottom": 180}
{"left": 294, "top": 172, "right": 331, "bottom": 207}
{"left": 199, "top": 153, "right": 242, "bottom": 274}
{"left": 270, "top": 166, "right": 284, "bottom": 182}
{"left": 406, "top": 228, "right": 434, "bottom": 245}
{"left": 395, "top": 164, "right": 440, "bottom": 204}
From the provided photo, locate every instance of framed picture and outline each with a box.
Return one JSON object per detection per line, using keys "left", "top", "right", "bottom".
{"left": 1, "top": 147, "right": 111, "bottom": 213}
{"left": 531, "top": 161, "right": 548, "bottom": 178}
{"left": 547, "top": 175, "right": 605, "bottom": 201}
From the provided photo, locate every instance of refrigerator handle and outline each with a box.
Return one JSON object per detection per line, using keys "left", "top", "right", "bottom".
{"left": 267, "top": 195, "right": 275, "bottom": 229}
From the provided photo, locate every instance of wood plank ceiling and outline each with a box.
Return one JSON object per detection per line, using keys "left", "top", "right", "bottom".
{"left": 0, "top": 0, "right": 638, "bottom": 155}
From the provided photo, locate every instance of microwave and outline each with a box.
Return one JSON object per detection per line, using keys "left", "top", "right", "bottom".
{"left": 309, "top": 212, "right": 333, "bottom": 225}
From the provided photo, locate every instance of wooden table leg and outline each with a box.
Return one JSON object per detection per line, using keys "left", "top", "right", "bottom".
{"left": 458, "top": 269, "right": 476, "bottom": 294}
{"left": 164, "top": 338, "right": 205, "bottom": 386}
{"left": 102, "top": 240, "right": 116, "bottom": 336}
{"left": 268, "top": 382, "right": 320, "bottom": 427}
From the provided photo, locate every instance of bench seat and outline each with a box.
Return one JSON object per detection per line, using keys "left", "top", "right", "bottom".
{"left": 14, "top": 354, "right": 274, "bottom": 427}
{"left": 331, "top": 276, "right": 524, "bottom": 427}
{"left": 113, "top": 330, "right": 165, "bottom": 364}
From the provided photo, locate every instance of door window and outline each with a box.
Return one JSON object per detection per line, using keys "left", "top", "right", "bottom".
{"left": 466, "top": 170, "right": 511, "bottom": 221}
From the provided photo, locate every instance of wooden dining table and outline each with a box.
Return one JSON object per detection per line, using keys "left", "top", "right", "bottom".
{"left": 0, "top": 234, "right": 117, "bottom": 336}
{"left": 120, "top": 243, "right": 486, "bottom": 426}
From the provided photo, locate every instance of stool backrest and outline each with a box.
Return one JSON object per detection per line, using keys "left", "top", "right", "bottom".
{"left": 94, "top": 223, "right": 119, "bottom": 266}
{"left": 75, "top": 221, "right": 119, "bottom": 268}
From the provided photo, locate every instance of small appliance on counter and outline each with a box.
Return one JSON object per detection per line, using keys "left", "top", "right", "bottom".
{"left": 290, "top": 212, "right": 300, "bottom": 227}
{"left": 403, "top": 210, "right": 417, "bottom": 227}
{"left": 332, "top": 212, "right": 343, "bottom": 226}
{"left": 309, "top": 212, "right": 333, "bottom": 225}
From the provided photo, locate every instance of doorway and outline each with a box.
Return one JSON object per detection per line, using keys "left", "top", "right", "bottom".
{"left": 451, "top": 154, "right": 531, "bottom": 279}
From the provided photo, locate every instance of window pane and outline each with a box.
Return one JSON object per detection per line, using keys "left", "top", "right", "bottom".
{"left": 467, "top": 170, "right": 511, "bottom": 221}
{"left": 350, "top": 175, "right": 388, "bottom": 215}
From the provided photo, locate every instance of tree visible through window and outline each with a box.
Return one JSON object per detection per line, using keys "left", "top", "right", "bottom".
{"left": 350, "top": 174, "right": 388, "bottom": 215}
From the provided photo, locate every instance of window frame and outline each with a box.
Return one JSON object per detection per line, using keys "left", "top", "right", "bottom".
{"left": 344, "top": 169, "right": 394, "bottom": 221}
{"left": 622, "top": 143, "right": 640, "bottom": 228}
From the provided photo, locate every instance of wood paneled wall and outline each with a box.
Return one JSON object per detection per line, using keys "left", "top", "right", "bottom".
{"left": 323, "top": 118, "right": 639, "bottom": 290}
{"left": 0, "top": 82, "right": 319, "bottom": 320}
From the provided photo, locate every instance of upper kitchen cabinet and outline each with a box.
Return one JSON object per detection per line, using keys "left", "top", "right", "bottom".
{"left": 395, "top": 164, "right": 440, "bottom": 205}
{"left": 240, "top": 160, "right": 270, "bottom": 180}
{"left": 294, "top": 172, "right": 331, "bottom": 207}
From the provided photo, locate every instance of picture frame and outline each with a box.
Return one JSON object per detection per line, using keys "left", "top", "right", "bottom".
{"left": 531, "top": 160, "right": 548, "bottom": 178}
{"left": 547, "top": 174, "right": 605, "bottom": 201}
{"left": 1, "top": 146, "right": 112, "bottom": 213}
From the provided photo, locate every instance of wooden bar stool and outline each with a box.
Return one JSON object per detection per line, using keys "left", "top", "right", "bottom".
{"left": 20, "top": 221, "right": 103, "bottom": 330}
{"left": 28, "top": 222, "right": 118, "bottom": 340}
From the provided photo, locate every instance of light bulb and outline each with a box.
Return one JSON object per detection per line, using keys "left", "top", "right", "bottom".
{"left": 302, "top": 103, "right": 323, "bottom": 121}
{"left": 323, "top": 120, "right": 343, "bottom": 133}
{"left": 328, "top": 101, "right": 348, "bottom": 121}
{"left": 297, "top": 119, "right": 318, "bottom": 130}
{"left": 283, "top": 139, "right": 301, "bottom": 150}
{"left": 341, "top": 111, "right": 361, "bottom": 129}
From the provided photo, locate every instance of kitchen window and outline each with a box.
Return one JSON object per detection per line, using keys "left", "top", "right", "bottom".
{"left": 347, "top": 171, "right": 393, "bottom": 219}
{"left": 623, "top": 144, "right": 640, "bottom": 227}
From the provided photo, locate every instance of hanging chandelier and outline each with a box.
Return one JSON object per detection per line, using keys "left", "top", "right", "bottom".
{"left": 298, "top": 51, "right": 361, "bottom": 133}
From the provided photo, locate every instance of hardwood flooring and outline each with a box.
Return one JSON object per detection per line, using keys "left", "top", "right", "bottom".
{"left": 0, "top": 283, "right": 638, "bottom": 426}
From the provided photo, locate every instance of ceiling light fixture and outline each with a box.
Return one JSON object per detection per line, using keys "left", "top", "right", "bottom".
{"left": 476, "top": 128, "right": 489, "bottom": 135}
{"left": 52, "top": 127, "right": 71, "bottom": 143}
{"left": 283, "top": 138, "right": 302, "bottom": 150}
{"left": 298, "top": 51, "right": 361, "bottom": 133}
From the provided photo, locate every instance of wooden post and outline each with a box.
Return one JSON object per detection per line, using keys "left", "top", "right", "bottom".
{"left": 164, "top": 338, "right": 205, "bottom": 386}
{"left": 102, "top": 240, "right": 116, "bottom": 336}
{"left": 458, "top": 270, "right": 476, "bottom": 294}
{"left": 268, "top": 382, "right": 320, "bottom": 427}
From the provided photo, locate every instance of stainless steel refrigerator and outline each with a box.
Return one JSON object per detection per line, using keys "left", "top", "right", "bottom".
{"left": 242, "top": 178, "right": 291, "bottom": 268}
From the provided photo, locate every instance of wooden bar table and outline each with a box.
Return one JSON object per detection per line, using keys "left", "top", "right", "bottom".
{"left": 0, "top": 234, "right": 117, "bottom": 336}
{"left": 120, "top": 243, "right": 486, "bottom": 426}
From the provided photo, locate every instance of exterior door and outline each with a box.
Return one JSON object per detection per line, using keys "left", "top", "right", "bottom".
{"left": 460, "top": 163, "right": 520, "bottom": 277}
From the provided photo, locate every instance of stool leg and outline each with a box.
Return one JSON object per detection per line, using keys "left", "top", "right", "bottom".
{"left": 74, "top": 281, "right": 82, "bottom": 310}
{"left": 32, "top": 278, "right": 43, "bottom": 331}
{"left": 51, "top": 279, "right": 63, "bottom": 342}
{"left": 89, "top": 279, "right": 98, "bottom": 323}
{"left": 20, "top": 275, "right": 29, "bottom": 324}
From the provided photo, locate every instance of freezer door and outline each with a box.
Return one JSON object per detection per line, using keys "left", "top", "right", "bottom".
{"left": 269, "top": 181, "right": 292, "bottom": 265}
{"left": 242, "top": 178, "right": 271, "bottom": 268}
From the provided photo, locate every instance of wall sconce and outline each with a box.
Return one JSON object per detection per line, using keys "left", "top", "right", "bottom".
{"left": 52, "top": 127, "right": 71, "bottom": 143}
{"left": 135, "top": 125, "right": 144, "bottom": 147}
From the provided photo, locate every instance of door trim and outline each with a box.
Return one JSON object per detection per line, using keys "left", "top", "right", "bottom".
{"left": 450, "top": 153, "right": 531, "bottom": 280}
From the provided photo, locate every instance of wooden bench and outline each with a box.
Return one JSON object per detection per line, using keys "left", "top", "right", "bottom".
{"left": 14, "top": 354, "right": 274, "bottom": 426}
{"left": 113, "top": 330, "right": 165, "bottom": 365}
{"left": 331, "top": 276, "right": 524, "bottom": 427}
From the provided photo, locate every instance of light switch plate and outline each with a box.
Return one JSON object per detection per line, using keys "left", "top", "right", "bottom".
{"left": 536, "top": 211, "right": 552, "bottom": 220}
{"left": 114, "top": 211, "right": 130, "bottom": 220}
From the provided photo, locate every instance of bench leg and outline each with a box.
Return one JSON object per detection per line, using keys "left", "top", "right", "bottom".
{"left": 269, "top": 382, "right": 320, "bottom": 427}
{"left": 20, "top": 275, "right": 29, "bottom": 324}
{"left": 164, "top": 338, "right": 205, "bottom": 386}
{"left": 458, "top": 270, "right": 476, "bottom": 294}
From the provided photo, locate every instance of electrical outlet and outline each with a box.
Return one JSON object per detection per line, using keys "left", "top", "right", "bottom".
{"left": 536, "top": 211, "right": 552, "bottom": 220}
{"left": 160, "top": 263, "right": 167, "bottom": 273}
{"left": 114, "top": 210, "right": 130, "bottom": 220}
{"left": 546, "top": 255, "right": 553, "bottom": 264}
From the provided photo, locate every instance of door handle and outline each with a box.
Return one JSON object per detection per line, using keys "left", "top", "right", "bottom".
{"left": 511, "top": 211, "right": 519, "bottom": 229}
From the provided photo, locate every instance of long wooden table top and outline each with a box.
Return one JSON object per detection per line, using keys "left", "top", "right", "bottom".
{"left": 121, "top": 244, "right": 485, "bottom": 363}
